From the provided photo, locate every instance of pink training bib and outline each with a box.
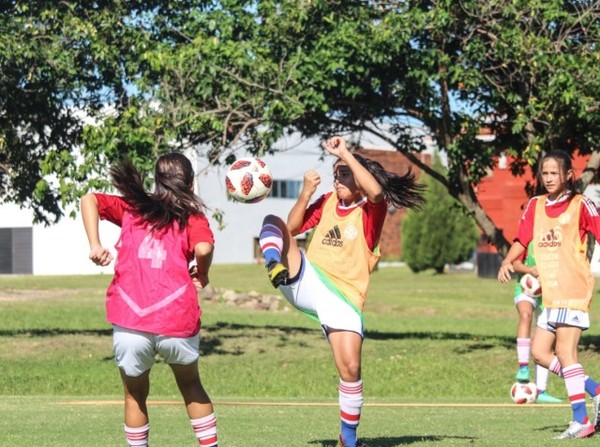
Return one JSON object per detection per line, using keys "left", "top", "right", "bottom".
{"left": 106, "top": 213, "right": 201, "bottom": 337}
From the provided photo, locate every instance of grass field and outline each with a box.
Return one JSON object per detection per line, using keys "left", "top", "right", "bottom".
{"left": 1, "top": 264, "right": 600, "bottom": 446}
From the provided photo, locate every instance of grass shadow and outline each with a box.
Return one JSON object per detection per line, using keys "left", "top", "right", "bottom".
{"left": 4, "top": 322, "right": 600, "bottom": 357}
{"left": 309, "top": 435, "right": 475, "bottom": 446}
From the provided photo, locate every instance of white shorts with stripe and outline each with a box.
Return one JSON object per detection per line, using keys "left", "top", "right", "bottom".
{"left": 536, "top": 308, "right": 590, "bottom": 332}
{"left": 278, "top": 253, "right": 364, "bottom": 338}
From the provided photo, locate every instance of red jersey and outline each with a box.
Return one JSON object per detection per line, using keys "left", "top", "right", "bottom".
{"left": 299, "top": 192, "right": 388, "bottom": 251}
{"left": 95, "top": 193, "right": 214, "bottom": 253}
{"left": 515, "top": 194, "right": 600, "bottom": 248}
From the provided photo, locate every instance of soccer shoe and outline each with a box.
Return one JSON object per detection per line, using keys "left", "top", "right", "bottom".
{"left": 515, "top": 365, "right": 530, "bottom": 382}
{"left": 266, "top": 260, "right": 288, "bottom": 288}
{"left": 592, "top": 394, "right": 600, "bottom": 430}
{"left": 535, "top": 391, "right": 562, "bottom": 403}
{"left": 552, "top": 420, "right": 595, "bottom": 440}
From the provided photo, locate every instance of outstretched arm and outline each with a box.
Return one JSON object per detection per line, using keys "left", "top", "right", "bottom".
{"left": 81, "top": 194, "right": 114, "bottom": 266}
{"left": 323, "top": 136, "right": 383, "bottom": 203}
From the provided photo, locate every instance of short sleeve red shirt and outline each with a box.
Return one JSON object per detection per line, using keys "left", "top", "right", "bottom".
{"left": 94, "top": 193, "right": 214, "bottom": 253}
{"left": 515, "top": 194, "right": 600, "bottom": 248}
{"left": 298, "top": 191, "right": 388, "bottom": 251}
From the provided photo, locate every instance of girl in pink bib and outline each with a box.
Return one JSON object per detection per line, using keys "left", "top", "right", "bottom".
{"left": 499, "top": 150, "right": 600, "bottom": 440}
{"left": 82, "top": 153, "right": 218, "bottom": 447}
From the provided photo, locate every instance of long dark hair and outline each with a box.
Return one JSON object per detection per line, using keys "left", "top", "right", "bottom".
{"left": 110, "top": 153, "right": 205, "bottom": 231}
{"left": 349, "top": 154, "right": 426, "bottom": 210}
{"left": 536, "top": 150, "right": 577, "bottom": 198}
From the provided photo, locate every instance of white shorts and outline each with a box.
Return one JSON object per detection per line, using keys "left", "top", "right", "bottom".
{"left": 113, "top": 325, "right": 200, "bottom": 377}
{"left": 514, "top": 292, "right": 539, "bottom": 308}
{"left": 278, "top": 253, "right": 364, "bottom": 338}
{"left": 536, "top": 308, "right": 590, "bottom": 332}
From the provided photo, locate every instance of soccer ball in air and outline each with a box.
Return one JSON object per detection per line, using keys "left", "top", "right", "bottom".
{"left": 520, "top": 273, "right": 542, "bottom": 298}
{"left": 225, "top": 157, "right": 273, "bottom": 203}
{"left": 510, "top": 381, "right": 538, "bottom": 404}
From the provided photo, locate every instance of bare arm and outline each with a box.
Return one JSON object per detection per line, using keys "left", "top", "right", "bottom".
{"left": 287, "top": 171, "right": 321, "bottom": 236}
{"left": 323, "top": 136, "right": 383, "bottom": 203}
{"left": 512, "top": 259, "right": 539, "bottom": 277}
{"left": 81, "top": 193, "right": 113, "bottom": 266}
{"left": 190, "top": 241, "right": 213, "bottom": 289}
{"left": 497, "top": 241, "right": 526, "bottom": 283}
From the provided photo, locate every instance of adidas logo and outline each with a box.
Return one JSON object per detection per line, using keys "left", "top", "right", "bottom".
{"left": 321, "top": 225, "right": 344, "bottom": 247}
{"left": 538, "top": 228, "right": 562, "bottom": 248}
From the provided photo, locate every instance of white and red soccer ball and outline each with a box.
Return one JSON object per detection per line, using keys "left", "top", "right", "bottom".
{"left": 225, "top": 157, "right": 273, "bottom": 204}
{"left": 510, "top": 381, "right": 538, "bottom": 404}
{"left": 520, "top": 273, "right": 542, "bottom": 298}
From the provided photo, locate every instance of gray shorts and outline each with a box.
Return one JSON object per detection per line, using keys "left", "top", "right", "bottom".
{"left": 113, "top": 325, "right": 200, "bottom": 377}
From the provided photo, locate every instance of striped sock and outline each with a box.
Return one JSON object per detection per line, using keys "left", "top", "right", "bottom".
{"left": 584, "top": 375, "right": 600, "bottom": 397}
{"left": 124, "top": 423, "right": 149, "bottom": 447}
{"left": 339, "top": 379, "right": 363, "bottom": 447}
{"left": 191, "top": 413, "right": 218, "bottom": 446}
{"left": 259, "top": 223, "right": 283, "bottom": 263}
{"left": 516, "top": 338, "right": 530, "bottom": 367}
{"left": 549, "top": 356, "right": 563, "bottom": 377}
{"left": 563, "top": 364, "right": 588, "bottom": 424}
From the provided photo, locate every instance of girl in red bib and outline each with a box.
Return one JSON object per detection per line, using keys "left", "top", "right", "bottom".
{"left": 498, "top": 150, "right": 600, "bottom": 440}
{"left": 81, "top": 153, "right": 218, "bottom": 447}
{"left": 258, "top": 136, "right": 425, "bottom": 447}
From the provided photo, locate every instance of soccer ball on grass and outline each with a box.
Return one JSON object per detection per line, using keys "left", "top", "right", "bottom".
{"left": 225, "top": 157, "right": 273, "bottom": 203}
{"left": 520, "top": 273, "right": 542, "bottom": 298}
{"left": 510, "top": 381, "right": 538, "bottom": 404}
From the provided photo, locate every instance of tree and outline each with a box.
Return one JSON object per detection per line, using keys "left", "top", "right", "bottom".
{"left": 402, "top": 153, "right": 479, "bottom": 273}
{"left": 2, "top": 0, "right": 599, "bottom": 257}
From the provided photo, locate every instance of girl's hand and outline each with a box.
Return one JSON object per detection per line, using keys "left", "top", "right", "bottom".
{"left": 529, "top": 267, "right": 539, "bottom": 277}
{"left": 189, "top": 265, "right": 209, "bottom": 290}
{"left": 323, "top": 136, "right": 350, "bottom": 158}
{"left": 497, "top": 260, "right": 514, "bottom": 283}
{"left": 89, "top": 245, "right": 113, "bottom": 266}
{"left": 301, "top": 170, "right": 321, "bottom": 197}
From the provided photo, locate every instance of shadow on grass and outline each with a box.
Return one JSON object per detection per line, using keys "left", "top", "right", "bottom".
{"left": 309, "top": 435, "right": 475, "bottom": 446}
{"left": 3, "top": 322, "right": 600, "bottom": 356}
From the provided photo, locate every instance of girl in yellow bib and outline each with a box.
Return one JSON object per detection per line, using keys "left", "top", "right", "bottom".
{"left": 498, "top": 150, "right": 600, "bottom": 440}
{"left": 258, "top": 136, "right": 425, "bottom": 447}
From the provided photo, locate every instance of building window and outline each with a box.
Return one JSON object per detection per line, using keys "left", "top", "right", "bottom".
{"left": 0, "top": 227, "right": 33, "bottom": 274}
{"left": 271, "top": 180, "right": 302, "bottom": 199}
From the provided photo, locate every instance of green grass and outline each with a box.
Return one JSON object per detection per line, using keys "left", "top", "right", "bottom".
{"left": 2, "top": 265, "right": 600, "bottom": 445}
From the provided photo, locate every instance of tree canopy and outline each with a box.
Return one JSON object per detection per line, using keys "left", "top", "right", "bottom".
{"left": 2, "top": 0, "right": 599, "bottom": 255}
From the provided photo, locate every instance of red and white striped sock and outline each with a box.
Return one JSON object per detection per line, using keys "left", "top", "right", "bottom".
{"left": 191, "top": 413, "right": 218, "bottom": 446}
{"left": 339, "top": 379, "right": 363, "bottom": 446}
{"left": 549, "top": 356, "right": 563, "bottom": 377}
{"left": 563, "top": 364, "right": 588, "bottom": 424}
{"left": 124, "top": 423, "right": 149, "bottom": 447}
